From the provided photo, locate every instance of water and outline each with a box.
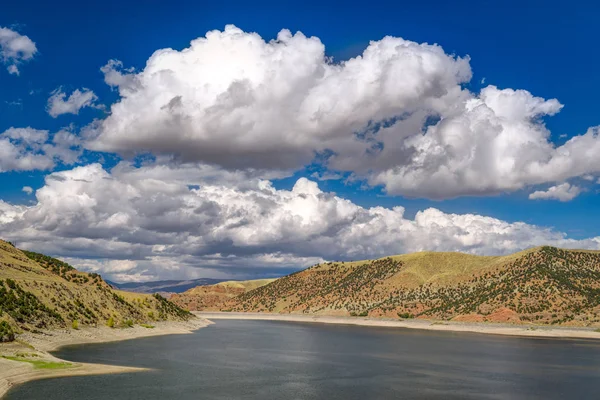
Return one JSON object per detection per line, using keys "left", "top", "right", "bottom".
{"left": 7, "top": 320, "right": 600, "bottom": 399}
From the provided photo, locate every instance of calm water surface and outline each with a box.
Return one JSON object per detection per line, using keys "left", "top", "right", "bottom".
{"left": 7, "top": 320, "right": 600, "bottom": 399}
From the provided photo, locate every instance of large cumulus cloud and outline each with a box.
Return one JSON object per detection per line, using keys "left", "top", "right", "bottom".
{"left": 1, "top": 163, "right": 598, "bottom": 281}
{"left": 88, "top": 25, "right": 471, "bottom": 172}
{"left": 84, "top": 25, "right": 600, "bottom": 199}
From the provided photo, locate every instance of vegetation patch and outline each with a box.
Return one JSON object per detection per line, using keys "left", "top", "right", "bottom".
{"left": 140, "top": 324, "right": 155, "bottom": 329}
{"left": 153, "top": 293, "right": 192, "bottom": 320}
{"left": 0, "top": 279, "right": 63, "bottom": 326}
{"left": 119, "top": 319, "right": 134, "bottom": 328}
{"left": 0, "top": 320, "right": 15, "bottom": 342}
{"left": 2, "top": 356, "right": 72, "bottom": 369}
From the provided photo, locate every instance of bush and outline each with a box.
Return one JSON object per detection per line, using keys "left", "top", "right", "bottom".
{"left": 106, "top": 317, "right": 115, "bottom": 328}
{"left": 71, "top": 320, "right": 79, "bottom": 330}
{"left": 0, "top": 321, "right": 15, "bottom": 342}
{"left": 120, "top": 319, "right": 134, "bottom": 328}
{"left": 398, "top": 312, "right": 415, "bottom": 319}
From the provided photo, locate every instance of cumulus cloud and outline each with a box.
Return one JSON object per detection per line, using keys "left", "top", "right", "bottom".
{"left": 47, "top": 88, "right": 99, "bottom": 117}
{"left": 0, "top": 127, "right": 82, "bottom": 172}
{"left": 81, "top": 25, "right": 600, "bottom": 199}
{"left": 87, "top": 25, "right": 471, "bottom": 171}
{"left": 0, "top": 27, "right": 37, "bottom": 75}
{"left": 529, "top": 183, "right": 582, "bottom": 202}
{"left": 22, "top": 186, "right": 33, "bottom": 195}
{"left": 1, "top": 163, "right": 598, "bottom": 281}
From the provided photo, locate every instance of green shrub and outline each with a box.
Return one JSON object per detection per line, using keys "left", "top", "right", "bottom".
{"left": 0, "top": 321, "right": 15, "bottom": 342}
{"left": 71, "top": 320, "right": 79, "bottom": 330}
{"left": 120, "top": 319, "right": 134, "bottom": 328}
{"left": 106, "top": 317, "right": 115, "bottom": 328}
{"left": 398, "top": 312, "right": 415, "bottom": 319}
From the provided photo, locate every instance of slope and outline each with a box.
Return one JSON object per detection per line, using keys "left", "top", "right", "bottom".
{"left": 226, "top": 247, "right": 600, "bottom": 326}
{"left": 0, "top": 240, "right": 193, "bottom": 341}
{"left": 171, "top": 279, "right": 276, "bottom": 311}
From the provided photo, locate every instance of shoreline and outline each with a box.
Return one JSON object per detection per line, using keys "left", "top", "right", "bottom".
{"left": 196, "top": 312, "right": 600, "bottom": 340}
{"left": 0, "top": 317, "right": 211, "bottom": 398}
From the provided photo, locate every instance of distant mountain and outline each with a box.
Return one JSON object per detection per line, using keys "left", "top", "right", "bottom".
{"left": 106, "top": 278, "right": 229, "bottom": 294}
{"left": 180, "top": 246, "right": 600, "bottom": 327}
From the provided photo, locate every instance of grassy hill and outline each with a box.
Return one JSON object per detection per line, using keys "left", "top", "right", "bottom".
{"left": 171, "top": 279, "right": 276, "bottom": 311}
{"left": 0, "top": 240, "right": 193, "bottom": 341}
{"left": 216, "top": 246, "right": 600, "bottom": 327}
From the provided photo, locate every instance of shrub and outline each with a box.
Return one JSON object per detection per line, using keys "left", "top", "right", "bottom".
{"left": 106, "top": 317, "right": 115, "bottom": 328}
{"left": 398, "top": 312, "right": 415, "bottom": 319}
{"left": 120, "top": 319, "right": 134, "bottom": 328}
{"left": 71, "top": 320, "right": 79, "bottom": 330}
{"left": 0, "top": 321, "right": 15, "bottom": 342}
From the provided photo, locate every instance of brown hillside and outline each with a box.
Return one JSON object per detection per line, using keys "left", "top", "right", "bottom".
{"left": 0, "top": 240, "right": 193, "bottom": 341}
{"left": 223, "top": 247, "right": 600, "bottom": 326}
{"left": 171, "top": 279, "right": 276, "bottom": 311}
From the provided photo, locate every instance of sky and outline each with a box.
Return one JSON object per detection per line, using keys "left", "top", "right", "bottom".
{"left": 1, "top": 0, "right": 600, "bottom": 282}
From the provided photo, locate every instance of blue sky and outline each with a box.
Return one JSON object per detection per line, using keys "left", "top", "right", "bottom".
{"left": 1, "top": 0, "right": 599, "bottom": 281}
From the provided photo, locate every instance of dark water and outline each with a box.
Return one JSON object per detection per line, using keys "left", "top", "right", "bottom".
{"left": 7, "top": 320, "right": 600, "bottom": 399}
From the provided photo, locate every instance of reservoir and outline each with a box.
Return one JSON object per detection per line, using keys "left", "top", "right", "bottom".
{"left": 7, "top": 320, "right": 600, "bottom": 399}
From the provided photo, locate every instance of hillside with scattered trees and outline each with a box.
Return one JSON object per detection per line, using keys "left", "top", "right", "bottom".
{"left": 0, "top": 240, "right": 193, "bottom": 342}
{"left": 178, "top": 247, "right": 600, "bottom": 327}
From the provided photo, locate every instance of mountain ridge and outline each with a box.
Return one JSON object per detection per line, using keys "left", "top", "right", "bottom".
{"left": 106, "top": 278, "right": 228, "bottom": 294}
{"left": 173, "top": 246, "right": 600, "bottom": 327}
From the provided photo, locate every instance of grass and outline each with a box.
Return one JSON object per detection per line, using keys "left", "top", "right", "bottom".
{"left": 595, "top": 328, "right": 600, "bottom": 333}
{"left": 15, "top": 339, "right": 35, "bottom": 350}
{"left": 140, "top": 324, "right": 155, "bottom": 329}
{"left": 2, "top": 356, "right": 72, "bottom": 369}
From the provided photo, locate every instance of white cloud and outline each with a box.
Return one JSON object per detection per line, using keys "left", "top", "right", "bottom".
{"left": 22, "top": 186, "right": 33, "bottom": 195}
{"left": 47, "top": 88, "right": 99, "bottom": 117}
{"left": 1, "top": 163, "right": 598, "bottom": 281}
{"left": 100, "top": 59, "right": 136, "bottom": 89}
{"left": 0, "top": 27, "right": 37, "bottom": 75}
{"left": 0, "top": 127, "right": 82, "bottom": 172}
{"left": 81, "top": 26, "right": 600, "bottom": 200}
{"left": 87, "top": 25, "right": 471, "bottom": 172}
{"left": 529, "top": 183, "right": 582, "bottom": 202}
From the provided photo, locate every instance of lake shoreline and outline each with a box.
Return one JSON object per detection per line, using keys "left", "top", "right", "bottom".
{"left": 0, "top": 317, "right": 211, "bottom": 399}
{"left": 196, "top": 311, "right": 600, "bottom": 340}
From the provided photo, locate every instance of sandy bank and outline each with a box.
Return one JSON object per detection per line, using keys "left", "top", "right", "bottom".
{"left": 196, "top": 312, "right": 600, "bottom": 340}
{"left": 0, "top": 317, "right": 211, "bottom": 398}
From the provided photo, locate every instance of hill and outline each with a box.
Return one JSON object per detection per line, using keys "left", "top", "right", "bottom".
{"left": 106, "top": 278, "right": 228, "bottom": 295}
{"left": 0, "top": 240, "right": 193, "bottom": 342}
{"left": 171, "top": 279, "right": 276, "bottom": 311}
{"left": 215, "top": 247, "right": 600, "bottom": 326}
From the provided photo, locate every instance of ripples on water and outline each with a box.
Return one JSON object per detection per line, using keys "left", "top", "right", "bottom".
{"left": 7, "top": 320, "right": 600, "bottom": 399}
